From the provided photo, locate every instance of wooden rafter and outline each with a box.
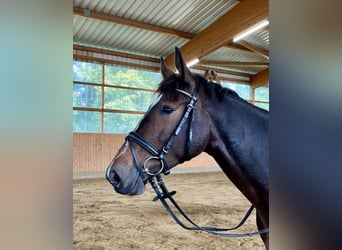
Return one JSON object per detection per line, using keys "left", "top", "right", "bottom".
{"left": 192, "top": 65, "right": 251, "bottom": 82}
{"left": 73, "top": 45, "right": 159, "bottom": 63}
{"left": 235, "top": 40, "right": 269, "bottom": 60}
{"left": 73, "top": 54, "right": 160, "bottom": 72}
{"left": 193, "top": 65, "right": 252, "bottom": 78}
{"left": 199, "top": 60, "right": 269, "bottom": 68}
{"left": 165, "top": 0, "right": 268, "bottom": 69}
{"left": 73, "top": 45, "right": 253, "bottom": 80}
{"left": 73, "top": 6, "right": 195, "bottom": 40}
{"left": 224, "top": 43, "right": 254, "bottom": 53}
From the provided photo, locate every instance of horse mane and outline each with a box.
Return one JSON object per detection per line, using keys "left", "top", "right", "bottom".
{"left": 201, "top": 77, "right": 240, "bottom": 101}
{"left": 156, "top": 73, "right": 268, "bottom": 113}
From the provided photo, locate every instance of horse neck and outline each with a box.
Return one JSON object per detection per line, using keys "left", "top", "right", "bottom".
{"left": 204, "top": 93, "right": 269, "bottom": 208}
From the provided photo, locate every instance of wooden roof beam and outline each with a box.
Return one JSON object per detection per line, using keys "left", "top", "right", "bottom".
{"left": 225, "top": 43, "right": 254, "bottom": 53}
{"left": 165, "top": 0, "right": 268, "bottom": 69}
{"left": 235, "top": 40, "right": 269, "bottom": 60}
{"left": 73, "top": 44, "right": 160, "bottom": 63}
{"left": 251, "top": 68, "right": 269, "bottom": 88}
{"left": 73, "top": 54, "right": 160, "bottom": 72}
{"left": 193, "top": 65, "right": 251, "bottom": 78}
{"left": 199, "top": 60, "right": 269, "bottom": 68}
{"left": 73, "top": 6, "right": 195, "bottom": 40}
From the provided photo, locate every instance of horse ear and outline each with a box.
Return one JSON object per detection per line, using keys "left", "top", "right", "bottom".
{"left": 174, "top": 47, "right": 195, "bottom": 86}
{"left": 160, "top": 57, "right": 174, "bottom": 79}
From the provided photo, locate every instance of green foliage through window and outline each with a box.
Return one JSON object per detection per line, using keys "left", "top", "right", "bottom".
{"left": 254, "top": 86, "right": 269, "bottom": 111}
{"left": 73, "top": 61, "right": 269, "bottom": 133}
{"left": 73, "top": 110, "right": 101, "bottom": 133}
{"left": 104, "top": 113, "right": 143, "bottom": 134}
{"left": 221, "top": 81, "right": 251, "bottom": 100}
{"left": 73, "top": 61, "right": 160, "bottom": 134}
{"left": 255, "top": 86, "right": 269, "bottom": 102}
{"left": 104, "top": 87, "right": 154, "bottom": 112}
{"left": 73, "top": 61, "right": 102, "bottom": 83}
{"left": 105, "top": 65, "right": 161, "bottom": 89}
{"left": 73, "top": 84, "right": 102, "bottom": 108}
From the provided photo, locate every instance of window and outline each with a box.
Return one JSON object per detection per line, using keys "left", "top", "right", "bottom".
{"left": 73, "top": 61, "right": 161, "bottom": 134}
{"left": 73, "top": 111, "right": 101, "bottom": 133}
{"left": 73, "top": 60, "right": 269, "bottom": 134}
{"left": 254, "top": 86, "right": 269, "bottom": 111}
{"left": 221, "top": 81, "right": 269, "bottom": 111}
{"left": 103, "top": 113, "right": 142, "bottom": 134}
{"left": 221, "top": 81, "right": 251, "bottom": 101}
{"left": 104, "top": 87, "right": 154, "bottom": 112}
{"left": 105, "top": 65, "right": 160, "bottom": 89}
{"left": 73, "top": 61, "right": 102, "bottom": 83}
{"left": 73, "top": 84, "right": 102, "bottom": 108}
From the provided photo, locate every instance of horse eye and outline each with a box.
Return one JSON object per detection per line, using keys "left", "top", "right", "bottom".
{"left": 161, "top": 105, "right": 173, "bottom": 114}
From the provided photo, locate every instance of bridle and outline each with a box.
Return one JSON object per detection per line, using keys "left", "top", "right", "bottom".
{"left": 125, "top": 81, "right": 269, "bottom": 238}
{"left": 126, "top": 83, "right": 199, "bottom": 184}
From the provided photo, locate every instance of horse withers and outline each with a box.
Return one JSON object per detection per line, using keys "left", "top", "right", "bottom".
{"left": 106, "top": 48, "right": 269, "bottom": 248}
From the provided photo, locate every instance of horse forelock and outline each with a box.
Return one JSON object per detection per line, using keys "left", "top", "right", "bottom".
{"left": 156, "top": 74, "right": 216, "bottom": 100}
{"left": 156, "top": 75, "right": 191, "bottom": 100}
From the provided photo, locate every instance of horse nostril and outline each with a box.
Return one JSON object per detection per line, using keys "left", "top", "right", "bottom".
{"left": 113, "top": 172, "right": 121, "bottom": 186}
{"left": 106, "top": 167, "right": 121, "bottom": 187}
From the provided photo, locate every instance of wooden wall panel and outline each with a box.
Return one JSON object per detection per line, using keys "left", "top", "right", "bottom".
{"left": 73, "top": 133, "right": 218, "bottom": 173}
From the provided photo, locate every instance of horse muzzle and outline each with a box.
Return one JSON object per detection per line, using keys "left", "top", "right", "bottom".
{"left": 106, "top": 166, "right": 145, "bottom": 195}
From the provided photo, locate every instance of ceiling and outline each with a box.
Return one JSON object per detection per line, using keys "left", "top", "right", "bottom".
{"left": 73, "top": 0, "right": 269, "bottom": 81}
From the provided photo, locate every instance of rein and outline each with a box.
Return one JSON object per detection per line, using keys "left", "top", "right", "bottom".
{"left": 150, "top": 174, "right": 269, "bottom": 237}
{"left": 126, "top": 83, "right": 269, "bottom": 238}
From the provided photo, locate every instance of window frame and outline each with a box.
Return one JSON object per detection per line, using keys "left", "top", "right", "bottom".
{"left": 73, "top": 61, "right": 158, "bottom": 134}
{"left": 253, "top": 86, "right": 269, "bottom": 111}
{"left": 73, "top": 59, "right": 268, "bottom": 133}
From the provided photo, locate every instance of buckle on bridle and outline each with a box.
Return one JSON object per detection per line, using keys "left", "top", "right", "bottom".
{"left": 162, "top": 147, "right": 168, "bottom": 154}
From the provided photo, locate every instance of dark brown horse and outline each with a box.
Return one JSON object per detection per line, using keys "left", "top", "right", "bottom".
{"left": 106, "top": 48, "right": 269, "bottom": 248}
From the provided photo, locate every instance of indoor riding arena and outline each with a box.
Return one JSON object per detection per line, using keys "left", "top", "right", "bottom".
{"left": 73, "top": 0, "right": 269, "bottom": 249}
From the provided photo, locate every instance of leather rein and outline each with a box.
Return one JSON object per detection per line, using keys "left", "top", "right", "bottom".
{"left": 125, "top": 83, "right": 269, "bottom": 238}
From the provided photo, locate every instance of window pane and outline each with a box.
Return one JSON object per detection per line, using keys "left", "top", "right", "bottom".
{"left": 104, "top": 87, "right": 154, "bottom": 112}
{"left": 73, "top": 61, "right": 102, "bottom": 83}
{"left": 104, "top": 113, "right": 143, "bottom": 134}
{"left": 221, "top": 82, "right": 251, "bottom": 100}
{"left": 73, "top": 111, "right": 101, "bottom": 132}
{"left": 255, "top": 86, "right": 269, "bottom": 102}
{"left": 254, "top": 102, "right": 269, "bottom": 111}
{"left": 105, "top": 65, "right": 161, "bottom": 89}
{"left": 73, "top": 84, "right": 102, "bottom": 108}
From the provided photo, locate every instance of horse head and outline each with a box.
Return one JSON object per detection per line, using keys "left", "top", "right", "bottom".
{"left": 106, "top": 48, "right": 210, "bottom": 195}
